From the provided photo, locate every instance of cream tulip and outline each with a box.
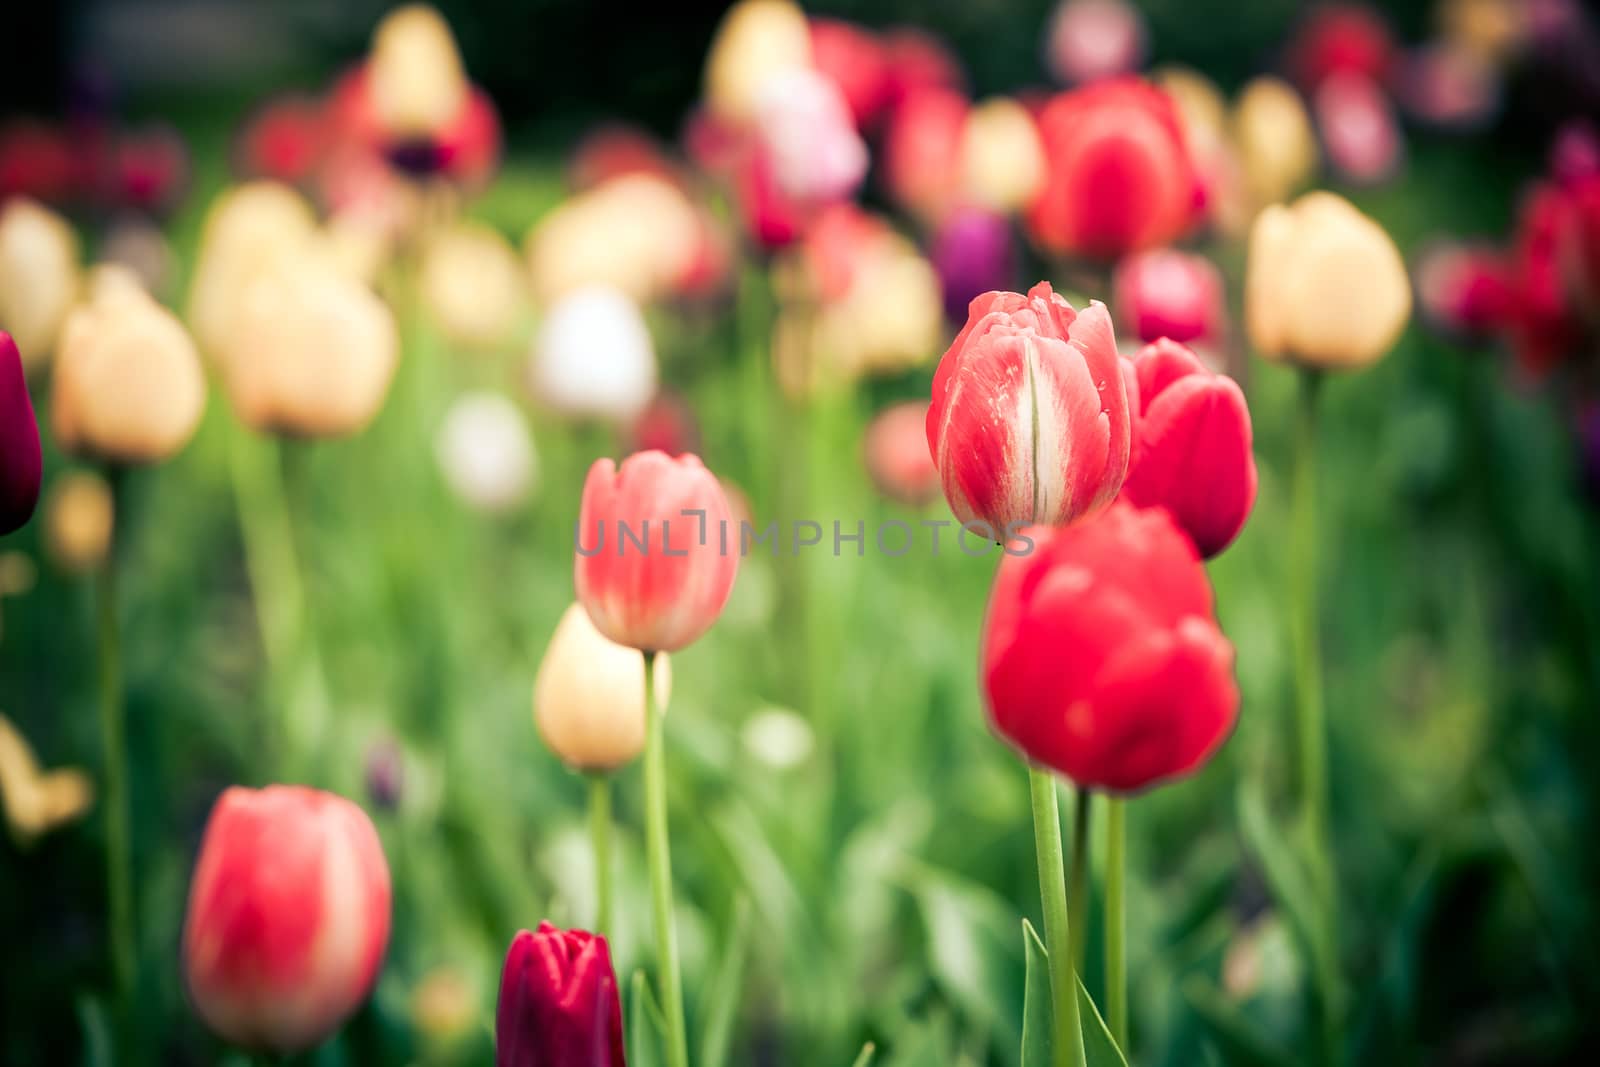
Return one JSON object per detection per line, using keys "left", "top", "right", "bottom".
{"left": 188, "top": 182, "right": 319, "bottom": 360}
{"left": 1246, "top": 191, "right": 1412, "bottom": 369}
{"left": 223, "top": 257, "right": 399, "bottom": 437}
{"left": 524, "top": 174, "right": 699, "bottom": 306}
{"left": 960, "top": 98, "right": 1046, "bottom": 214}
{"left": 0, "top": 198, "right": 81, "bottom": 372}
{"left": 528, "top": 285, "right": 657, "bottom": 421}
{"left": 1233, "top": 77, "right": 1319, "bottom": 210}
{"left": 45, "top": 470, "right": 114, "bottom": 574}
{"left": 534, "top": 603, "right": 671, "bottom": 772}
{"left": 434, "top": 391, "right": 536, "bottom": 513}
{"left": 420, "top": 222, "right": 524, "bottom": 349}
{"left": 368, "top": 4, "right": 468, "bottom": 139}
{"left": 52, "top": 285, "right": 205, "bottom": 463}
{"left": 702, "top": 0, "right": 812, "bottom": 123}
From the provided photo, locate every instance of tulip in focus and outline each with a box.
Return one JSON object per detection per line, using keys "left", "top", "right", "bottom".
{"left": 1045, "top": 0, "right": 1148, "bottom": 86}
{"left": 1114, "top": 248, "right": 1227, "bottom": 346}
{"left": 983, "top": 501, "right": 1239, "bottom": 791}
{"left": 1119, "top": 339, "right": 1257, "bottom": 558}
{"left": 435, "top": 391, "right": 537, "bottom": 514}
{"left": 496, "top": 923, "right": 624, "bottom": 1067}
{"left": 535, "top": 602, "right": 672, "bottom": 772}
{"left": 0, "top": 333, "right": 41, "bottom": 535}
{"left": 44, "top": 471, "right": 113, "bottom": 574}
{"left": 0, "top": 197, "right": 81, "bottom": 371}
{"left": 52, "top": 282, "right": 205, "bottom": 464}
{"left": 1232, "top": 77, "right": 1319, "bottom": 211}
{"left": 368, "top": 4, "right": 468, "bottom": 140}
{"left": 932, "top": 207, "right": 1016, "bottom": 323}
{"left": 421, "top": 222, "right": 525, "bottom": 349}
{"left": 575, "top": 451, "right": 740, "bottom": 653}
{"left": 926, "top": 282, "right": 1129, "bottom": 534}
{"left": 703, "top": 0, "right": 812, "bottom": 123}
{"left": 864, "top": 401, "right": 941, "bottom": 508}
{"left": 1028, "top": 78, "right": 1198, "bottom": 260}
{"left": 530, "top": 286, "right": 657, "bottom": 422}
{"left": 959, "top": 98, "right": 1046, "bottom": 214}
{"left": 183, "top": 785, "right": 391, "bottom": 1052}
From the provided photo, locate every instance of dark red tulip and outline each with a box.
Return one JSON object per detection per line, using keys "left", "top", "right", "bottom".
{"left": 0, "top": 332, "right": 41, "bottom": 536}
{"left": 1414, "top": 241, "right": 1514, "bottom": 340}
{"left": 983, "top": 501, "right": 1238, "bottom": 792}
{"left": 1508, "top": 183, "right": 1583, "bottom": 377}
{"left": 1285, "top": 4, "right": 1396, "bottom": 92}
{"left": 1119, "top": 339, "right": 1256, "bottom": 559}
{"left": 496, "top": 923, "right": 625, "bottom": 1067}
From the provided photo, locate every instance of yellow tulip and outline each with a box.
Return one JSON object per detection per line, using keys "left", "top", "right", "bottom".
{"left": 1233, "top": 77, "right": 1319, "bottom": 211}
{"left": 44, "top": 471, "right": 113, "bottom": 574}
{"left": 960, "top": 98, "right": 1046, "bottom": 214}
{"left": 0, "top": 198, "right": 80, "bottom": 372}
{"left": 703, "top": 0, "right": 812, "bottom": 122}
{"left": 188, "top": 182, "right": 319, "bottom": 360}
{"left": 534, "top": 603, "right": 671, "bottom": 773}
{"left": 524, "top": 174, "right": 698, "bottom": 305}
{"left": 368, "top": 4, "right": 468, "bottom": 138}
{"left": 420, "top": 222, "right": 524, "bottom": 348}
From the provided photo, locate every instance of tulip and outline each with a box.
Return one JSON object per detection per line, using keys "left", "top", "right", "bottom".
{"left": 183, "top": 785, "right": 391, "bottom": 1052}
{"left": 1232, "top": 77, "right": 1319, "bottom": 210}
{"left": 187, "top": 182, "right": 319, "bottom": 360}
{"left": 1119, "top": 339, "right": 1257, "bottom": 558}
{"left": 960, "top": 97, "right": 1046, "bottom": 214}
{"left": 864, "top": 401, "right": 940, "bottom": 507}
{"left": 434, "top": 87, "right": 502, "bottom": 189}
{"left": 1396, "top": 44, "right": 1501, "bottom": 132}
{"left": 1027, "top": 78, "right": 1198, "bottom": 260}
{"left": 435, "top": 391, "right": 537, "bottom": 513}
{"left": 926, "top": 282, "right": 1130, "bottom": 534}
{"left": 0, "top": 712, "right": 94, "bottom": 846}
{"left": 0, "top": 197, "right": 81, "bottom": 371}
{"left": 221, "top": 256, "right": 398, "bottom": 437}
{"left": 368, "top": 4, "right": 468, "bottom": 140}
{"left": 0, "top": 122, "right": 80, "bottom": 203}
{"left": 100, "top": 217, "right": 176, "bottom": 299}
{"left": 880, "top": 28, "right": 966, "bottom": 113}
{"left": 753, "top": 67, "right": 868, "bottom": 204}
{"left": 1413, "top": 240, "right": 1513, "bottom": 340}
{"left": 932, "top": 207, "right": 1016, "bottom": 324}
{"left": 52, "top": 283, "right": 205, "bottom": 464}
{"left": 628, "top": 391, "right": 702, "bottom": 458}
{"left": 412, "top": 966, "right": 477, "bottom": 1047}
{"left": 1113, "top": 248, "right": 1226, "bottom": 346}
{"left": 534, "top": 602, "right": 672, "bottom": 772}
{"left": 808, "top": 17, "right": 891, "bottom": 129}
{"left": 496, "top": 923, "right": 624, "bottom": 1067}
{"left": 0, "top": 332, "right": 41, "bottom": 535}
{"left": 575, "top": 450, "right": 740, "bottom": 653}
{"left": 109, "top": 125, "right": 190, "bottom": 216}
{"left": 1045, "top": 0, "right": 1148, "bottom": 86}
{"left": 983, "top": 501, "right": 1239, "bottom": 790}
{"left": 702, "top": 0, "right": 812, "bottom": 123}
{"left": 1246, "top": 191, "right": 1411, "bottom": 369}
{"left": 420, "top": 222, "right": 524, "bottom": 349}
{"left": 44, "top": 470, "right": 113, "bottom": 574}
{"left": 525, "top": 174, "right": 700, "bottom": 305}
{"left": 570, "top": 125, "right": 680, "bottom": 190}
{"left": 1314, "top": 72, "right": 1403, "bottom": 185}
{"left": 236, "top": 96, "right": 328, "bottom": 184}
{"left": 882, "top": 88, "right": 968, "bottom": 224}
{"left": 1286, "top": 3, "right": 1396, "bottom": 92}
{"left": 529, "top": 286, "right": 657, "bottom": 422}
{"left": 1506, "top": 183, "right": 1582, "bottom": 377}
{"left": 808, "top": 232, "right": 942, "bottom": 380}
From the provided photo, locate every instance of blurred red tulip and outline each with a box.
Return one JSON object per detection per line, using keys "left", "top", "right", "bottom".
{"left": 575, "top": 451, "right": 740, "bottom": 653}
{"left": 880, "top": 28, "right": 966, "bottom": 114}
{"left": 882, "top": 88, "right": 968, "bottom": 223}
{"left": 0, "top": 332, "right": 41, "bottom": 536}
{"left": 1113, "top": 248, "right": 1226, "bottom": 346}
{"left": 809, "top": 17, "right": 892, "bottom": 129}
{"left": 737, "top": 149, "right": 805, "bottom": 250}
{"left": 1397, "top": 44, "right": 1501, "bottom": 132}
{"left": 983, "top": 501, "right": 1238, "bottom": 791}
{"left": 237, "top": 97, "right": 328, "bottom": 184}
{"left": 436, "top": 87, "right": 501, "bottom": 187}
{"left": 628, "top": 392, "right": 702, "bottom": 457}
{"left": 1286, "top": 4, "right": 1397, "bottom": 92}
{"left": 0, "top": 122, "right": 80, "bottom": 203}
{"left": 927, "top": 282, "right": 1130, "bottom": 533}
{"left": 110, "top": 126, "right": 189, "bottom": 214}
{"left": 1414, "top": 240, "right": 1514, "bottom": 339}
{"left": 1509, "top": 183, "right": 1583, "bottom": 376}
{"left": 495, "top": 923, "right": 624, "bottom": 1067}
{"left": 183, "top": 786, "right": 391, "bottom": 1052}
{"left": 1314, "top": 72, "right": 1402, "bottom": 185}
{"left": 1045, "top": 0, "right": 1148, "bottom": 86}
{"left": 1027, "top": 78, "right": 1198, "bottom": 261}
{"left": 864, "top": 401, "right": 941, "bottom": 507}
{"left": 570, "top": 124, "right": 679, "bottom": 190}
{"left": 1119, "top": 339, "right": 1256, "bottom": 558}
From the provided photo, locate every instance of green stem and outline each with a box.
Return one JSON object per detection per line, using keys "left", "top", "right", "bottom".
{"left": 1029, "top": 767, "right": 1087, "bottom": 1067}
{"left": 642, "top": 652, "right": 688, "bottom": 1067}
{"left": 1292, "top": 369, "right": 1342, "bottom": 1065}
{"left": 1105, "top": 797, "right": 1127, "bottom": 1051}
{"left": 96, "top": 468, "right": 134, "bottom": 1026}
{"left": 589, "top": 773, "right": 613, "bottom": 937}
{"left": 1068, "top": 788, "right": 1092, "bottom": 972}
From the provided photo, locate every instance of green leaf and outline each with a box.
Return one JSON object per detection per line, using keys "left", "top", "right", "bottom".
{"left": 1021, "top": 920, "right": 1052, "bottom": 1067}
{"left": 699, "top": 895, "right": 753, "bottom": 1067}
{"left": 851, "top": 1042, "right": 878, "bottom": 1067}
{"left": 74, "top": 997, "right": 111, "bottom": 1067}
{"left": 629, "top": 970, "right": 668, "bottom": 1067}
{"left": 1181, "top": 976, "right": 1298, "bottom": 1067}
{"left": 1234, "top": 784, "right": 1329, "bottom": 986}
{"left": 1077, "top": 975, "right": 1129, "bottom": 1067}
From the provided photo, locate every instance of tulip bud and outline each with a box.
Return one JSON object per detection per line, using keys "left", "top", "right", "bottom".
{"left": 0, "top": 198, "right": 81, "bottom": 371}
{"left": 368, "top": 4, "right": 469, "bottom": 140}
{"left": 1119, "top": 339, "right": 1257, "bottom": 558}
{"left": 435, "top": 391, "right": 537, "bottom": 514}
{"left": 496, "top": 923, "right": 624, "bottom": 1067}
{"left": 1113, "top": 247, "right": 1226, "bottom": 346}
{"left": 420, "top": 223, "right": 524, "bottom": 350}
{"left": 927, "top": 282, "right": 1130, "bottom": 534}
{"left": 703, "top": 0, "right": 812, "bottom": 123}
{"left": 1045, "top": 0, "right": 1148, "bottom": 86}
{"left": 52, "top": 284, "right": 205, "bottom": 464}
{"left": 959, "top": 98, "right": 1046, "bottom": 214}
{"left": 44, "top": 470, "right": 113, "bottom": 574}
{"left": 535, "top": 603, "right": 672, "bottom": 772}
{"left": 183, "top": 785, "right": 391, "bottom": 1052}
{"left": 188, "top": 182, "right": 320, "bottom": 360}
{"left": 864, "top": 401, "right": 940, "bottom": 508}
{"left": 983, "top": 501, "right": 1239, "bottom": 791}
{"left": 222, "top": 256, "right": 399, "bottom": 437}
{"left": 1246, "top": 191, "right": 1412, "bottom": 369}
{"left": 0, "top": 332, "right": 41, "bottom": 535}
{"left": 1232, "top": 77, "right": 1319, "bottom": 209}
{"left": 529, "top": 286, "right": 657, "bottom": 422}
{"left": 575, "top": 451, "right": 740, "bottom": 653}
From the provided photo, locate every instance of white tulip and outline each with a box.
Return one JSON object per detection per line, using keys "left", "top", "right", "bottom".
{"left": 528, "top": 286, "right": 656, "bottom": 421}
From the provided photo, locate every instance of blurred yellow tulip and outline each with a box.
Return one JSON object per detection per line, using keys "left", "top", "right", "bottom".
{"left": 421, "top": 222, "right": 524, "bottom": 348}
{"left": 1233, "top": 77, "right": 1319, "bottom": 211}
{"left": 1246, "top": 191, "right": 1412, "bottom": 369}
{"left": 960, "top": 98, "right": 1046, "bottom": 214}
{"left": 0, "top": 198, "right": 81, "bottom": 372}
{"left": 369, "top": 4, "right": 469, "bottom": 139}
{"left": 188, "top": 182, "right": 319, "bottom": 360}
{"left": 44, "top": 471, "right": 114, "bottom": 574}
{"left": 534, "top": 603, "right": 671, "bottom": 773}
{"left": 524, "top": 174, "right": 699, "bottom": 306}
{"left": 0, "top": 713, "right": 94, "bottom": 847}
{"left": 703, "top": 0, "right": 812, "bottom": 123}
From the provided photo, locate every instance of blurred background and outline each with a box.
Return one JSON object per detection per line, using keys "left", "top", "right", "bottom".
{"left": 3, "top": 0, "right": 1600, "bottom": 1065}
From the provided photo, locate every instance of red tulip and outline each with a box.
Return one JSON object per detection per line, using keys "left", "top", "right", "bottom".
{"left": 1413, "top": 241, "right": 1514, "bottom": 340}
{"left": 1508, "top": 183, "right": 1583, "bottom": 377}
{"left": 1314, "top": 71, "right": 1402, "bottom": 185}
{"left": 926, "top": 282, "right": 1130, "bottom": 534}
{"left": 880, "top": 28, "right": 966, "bottom": 115}
{"left": 0, "top": 122, "right": 80, "bottom": 203}
{"left": 183, "top": 786, "right": 391, "bottom": 1052}
{"left": 495, "top": 923, "right": 624, "bottom": 1067}
{"left": 110, "top": 126, "right": 189, "bottom": 215}
{"left": 983, "top": 501, "right": 1239, "bottom": 791}
{"left": 809, "top": 18, "right": 891, "bottom": 130}
{"left": 1027, "top": 78, "right": 1198, "bottom": 261}
{"left": 881, "top": 88, "right": 968, "bottom": 224}
{"left": 575, "top": 451, "right": 740, "bottom": 653}
{"left": 0, "top": 332, "right": 41, "bottom": 536}
{"left": 865, "top": 401, "right": 941, "bottom": 507}
{"left": 237, "top": 96, "right": 329, "bottom": 184}
{"left": 437, "top": 88, "right": 501, "bottom": 188}
{"left": 1113, "top": 248, "right": 1226, "bottom": 346}
{"left": 1285, "top": 4, "right": 1396, "bottom": 92}
{"left": 1119, "top": 339, "right": 1256, "bottom": 558}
